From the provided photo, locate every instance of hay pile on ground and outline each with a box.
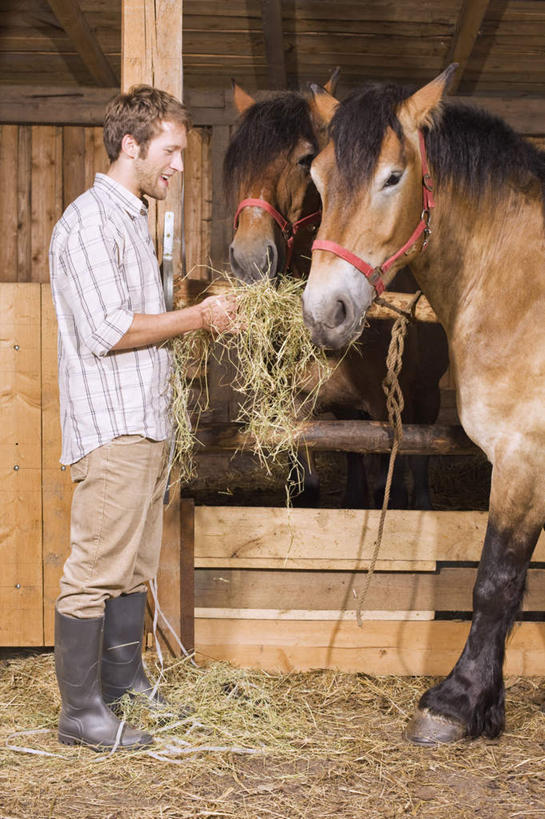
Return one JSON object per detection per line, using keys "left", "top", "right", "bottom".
{"left": 170, "top": 276, "right": 333, "bottom": 488}
{"left": 2, "top": 651, "right": 545, "bottom": 818}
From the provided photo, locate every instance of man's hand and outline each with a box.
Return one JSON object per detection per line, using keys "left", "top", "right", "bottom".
{"left": 199, "top": 294, "right": 244, "bottom": 334}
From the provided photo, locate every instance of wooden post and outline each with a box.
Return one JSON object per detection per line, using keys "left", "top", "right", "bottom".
{"left": 121, "top": 0, "right": 186, "bottom": 655}
{"left": 180, "top": 498, "right": 195, "bottom": 653}
{"left": 121, "top": 0, "right": 184, "bottom": 270}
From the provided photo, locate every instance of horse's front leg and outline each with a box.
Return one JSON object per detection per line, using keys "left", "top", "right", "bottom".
{"left": 405, "top": 462, "right": 543, "bottom": 745}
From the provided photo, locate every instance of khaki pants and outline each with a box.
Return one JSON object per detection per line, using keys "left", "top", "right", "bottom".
{"left": 57, "top": 435, "right": 171, "bottom": 619}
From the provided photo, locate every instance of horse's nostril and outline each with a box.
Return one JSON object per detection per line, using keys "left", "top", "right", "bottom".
{"left": 332, "top": 299, "right": 347, "bottom": 327}
{"left": 264, "top": 242, "right": 278, "bottom": 277}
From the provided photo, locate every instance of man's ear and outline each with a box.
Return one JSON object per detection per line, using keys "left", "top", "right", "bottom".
{"left": 232, "top": 80, "right": 256, "bottom": 114}
{"left": 308, "top": 84, "right": 340, "bottom": 127}
{"left": 398, "top": 64, "right": 458, "bottom": 132}
{"left": 121, "top": 133, "right": 139, "bottom": 159}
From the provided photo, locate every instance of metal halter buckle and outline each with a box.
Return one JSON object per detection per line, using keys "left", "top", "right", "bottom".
{"left": 423, "top": 173, "right": 434, "bottom": 192}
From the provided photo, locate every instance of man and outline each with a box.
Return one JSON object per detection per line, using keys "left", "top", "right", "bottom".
{"left": 49, "top": 85, "right": 238, "bottom": 751}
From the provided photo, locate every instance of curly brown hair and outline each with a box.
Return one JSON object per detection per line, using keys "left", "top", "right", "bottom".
{"left": 103, "top": 84, "right": 191, "bottom": 162}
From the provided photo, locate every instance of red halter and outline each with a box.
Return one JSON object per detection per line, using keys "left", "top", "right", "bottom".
{"left": 311, "top": 132, "right": 435, "bottom": 295}
{"left": 233, "top": 198, "right": 322, "bottom": 272}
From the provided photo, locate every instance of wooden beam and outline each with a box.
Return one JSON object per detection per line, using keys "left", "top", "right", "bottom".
{"left": 2, "top": 86, "right": 542, "bottom": 136}
{"left": 261, "top": 0, "right": 287, "bottom": 89}
{"left": 0, "top": 87, "right": 118, "bottom": 125}
{"left": 445, "top": 0, "right": 492, "bottom": 93}
{"left": 196, "top": 421, "right": 478, "bottom": 457}
{"left": 46, "top": 0, "right": 118, "bottom": 87}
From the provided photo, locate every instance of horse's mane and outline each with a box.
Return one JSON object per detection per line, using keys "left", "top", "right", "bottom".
{"left": 331, "top": 82, "right": 545, "bottom": 200}
{"left": 223, "top": 91, "right": 318, "bottom": 203}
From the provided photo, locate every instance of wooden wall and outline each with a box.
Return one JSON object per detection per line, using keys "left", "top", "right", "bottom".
{"left": 0, "top": 123, "right": 220, "bottom": 284}
{"left": 0, "top": 111, "right": 229, "bottom": 646}
{"left": 5, "top": 0, "right": 545, "bottom": 97}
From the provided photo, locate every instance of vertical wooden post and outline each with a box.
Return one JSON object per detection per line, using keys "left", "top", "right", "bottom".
{"left": 180, "top": 498, "right": 195, "bottom": 652}
{"left": 121, "top": 0, "right": 184, "bottom": 271}
{"left": 122, "top": 0, "right": 187, "bottom": 655}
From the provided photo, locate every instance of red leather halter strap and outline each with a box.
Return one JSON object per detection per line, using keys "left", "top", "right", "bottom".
{"left": 311, "top": 131, "right": 435, "bottom": 295}
{"left": 233, "top": 198, "right": 322, "bottom": 272}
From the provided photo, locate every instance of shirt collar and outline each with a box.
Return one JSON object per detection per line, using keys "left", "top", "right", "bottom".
{"left": 94, "top": 173, "right": 148, "bottom": 218}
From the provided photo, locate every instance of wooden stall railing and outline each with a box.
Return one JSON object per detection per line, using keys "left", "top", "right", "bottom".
{"left": 184, "top": 504, "right": 545, "bottom": 676}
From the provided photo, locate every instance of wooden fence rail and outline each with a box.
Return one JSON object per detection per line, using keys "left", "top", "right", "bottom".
{"left": 196, "top": 420, "right": 476, "bottom": 456}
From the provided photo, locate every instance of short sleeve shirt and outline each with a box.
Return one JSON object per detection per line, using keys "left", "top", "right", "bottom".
{"left": 49, "top": 173, "right": 172, "bottom": 465}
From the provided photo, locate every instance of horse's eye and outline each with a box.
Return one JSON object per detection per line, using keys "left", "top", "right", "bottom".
{"left": 297, "top": 154, "right": 315, "bottom": 169}
{"left": 384, "top": 172, "right": 402, "bottom": 188}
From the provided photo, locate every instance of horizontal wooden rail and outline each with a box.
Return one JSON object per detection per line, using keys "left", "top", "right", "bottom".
{"left": 181, "top": 279, "right": 441, "bottom": 322}
{"left": 196, "top": 420, "right": 477, "bottom": 456}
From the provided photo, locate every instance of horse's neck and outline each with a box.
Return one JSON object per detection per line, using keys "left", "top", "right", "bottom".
{"left": 410, "top": 185, "right": 545, "bottom": 339}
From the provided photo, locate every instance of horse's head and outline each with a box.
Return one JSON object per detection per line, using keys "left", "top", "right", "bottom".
{"left": 224, "top": 73, "right": 339, "bottom": 284}
{"left": 302, "top": 67, "right": 456, "bottom": 349}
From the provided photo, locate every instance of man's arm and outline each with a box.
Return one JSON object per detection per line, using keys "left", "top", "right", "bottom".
{"left": 111, "top": 294, "right": 239, "bottom": 351}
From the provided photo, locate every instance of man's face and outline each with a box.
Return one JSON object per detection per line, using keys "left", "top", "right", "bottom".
{"left": 134, "top": 120, "right": 187, "bottom": 200}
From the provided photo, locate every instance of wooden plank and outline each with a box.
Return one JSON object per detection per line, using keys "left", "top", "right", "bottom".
{"left": 194, "top": 567, "right": 545, "bottom": 614}
{"left": 194, "top": 507, "right": 545, "bottom": 570}
{"left": 0, "top": 86, "right": 119, "bottom": 126}
{"left": 0, "top": 126, "right": 18, "bottom": 282}
{"left": 41, "top": 284, "right": 73, "bottom": 644}
{"left": 183, "top": 1, "right": 461, "bottom": 25}
{"left": 46, "top": 0, "right": 118, "bottom": 86}
{"left": 180, "top": 497, "right": 195, "bottom": 652}
{"left": 195, "top": 619, "right": 545, "bottom": 676}
{"left": 154, "top": 472, "right": 182, "bottom": 657}
{"left": 17, "top": 126, "right": 32, "bottom": 283}
{"left": 184, "top": 128, "right": 204, "bottom": 274}
{"left": 0, "top": 284, "right": 43, "bottom": 646}
{"left": 92, "top": 125, "right": 109, "bottom": 177}
{"left": 261, "top": 0, "right": 286, "bottom": 89}
{"left": 210, "top": 125, "right": 231, "bottom": 269}
{"left": 31, "top": 126, "right": 62, "bottom": 283}
{"left": 196, "top": 609, "right": 435, "bottom": 621}
{"left": 62, "top": 126, "right": 86, "bottom": 209}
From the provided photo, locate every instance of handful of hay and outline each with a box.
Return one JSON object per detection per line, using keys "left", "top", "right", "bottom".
{"left": 170, "top": 276, "right": 334, "bottom": 487}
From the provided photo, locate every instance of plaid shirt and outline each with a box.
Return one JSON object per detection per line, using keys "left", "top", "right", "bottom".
{"left": 49, "top": 173, "right": 172, "bottom": 465}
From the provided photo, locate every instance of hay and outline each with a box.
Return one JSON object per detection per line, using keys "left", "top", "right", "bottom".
{"left": 2, "top": 651, "right": 545, "bottom": 818}
{"left": 169, "top": 275, "right": 334, "bottom": 491}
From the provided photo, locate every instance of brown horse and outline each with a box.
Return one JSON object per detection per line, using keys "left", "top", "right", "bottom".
{"left": 303, "top": 66, "right": 545, "bottom": 744}
{"left": 224, "top": 80, "right": 448, "bottom": 508}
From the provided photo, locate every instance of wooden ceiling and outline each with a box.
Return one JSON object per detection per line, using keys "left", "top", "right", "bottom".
{"left": 1, "top": 1, "right": 544, "bottom": 119}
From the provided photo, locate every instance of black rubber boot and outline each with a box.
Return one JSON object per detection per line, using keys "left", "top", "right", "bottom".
{"left": 102, "top": 592, "right": 165, "bottom": 705}
{"left": 55, "top": 609, "right": 154, "bottom": 751}
{"left": 102, "top": 592, "right": 193, "bottom": 718}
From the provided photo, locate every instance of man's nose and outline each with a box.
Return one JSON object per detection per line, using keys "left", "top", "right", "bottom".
{"left": 171, "top": 153, "right": 184, "bottom": 172}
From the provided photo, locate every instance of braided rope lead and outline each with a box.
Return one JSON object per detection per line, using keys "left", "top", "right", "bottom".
{"left": 356, "top": 291, "right": 422, "bottom": 628}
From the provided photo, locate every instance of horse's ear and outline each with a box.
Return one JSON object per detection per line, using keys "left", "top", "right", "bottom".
{"left": 398, "top": 64, "right": 458, "bottom": 131}
{"left": 323, "top": 67, "right": 340, "bottom": 96}
{"left": 309, "top": 83, "right": 340, "bottom": 126}
{"left": 232, "top": 80, "right": 256, "bottom": 114}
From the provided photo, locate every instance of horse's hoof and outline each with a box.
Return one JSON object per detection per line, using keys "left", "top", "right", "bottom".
{"left": 404, "top": 707, "right": 466, "bottom": 746}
